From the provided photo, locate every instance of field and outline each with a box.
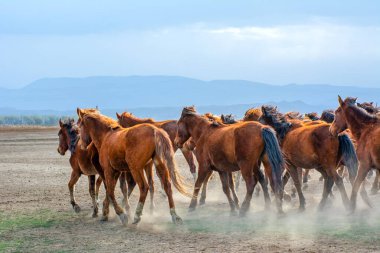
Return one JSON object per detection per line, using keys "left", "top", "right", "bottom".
{"left": 1, "top": 127, "right": 380, "bottom": 252}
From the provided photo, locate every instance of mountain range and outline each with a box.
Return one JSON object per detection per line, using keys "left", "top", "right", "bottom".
{"left": 0, "top": 75, "right": 379, "bottom": 119}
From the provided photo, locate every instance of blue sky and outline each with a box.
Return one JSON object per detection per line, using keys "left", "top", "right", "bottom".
{"left": 1, "top": 0, "right": 380, "bottom": 88}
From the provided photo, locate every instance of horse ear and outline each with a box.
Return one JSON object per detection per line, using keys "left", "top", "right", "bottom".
{"left": 77, "top": 107, "right": 84, "bottom": 119}
{"left": 116, "top": 112, "right": 121, "bottom": 120}
{"left": 338, "top": 95, "right": 344, "bottom": 106}
{"left": 354, "top": 97, "right": 358, "bottom": 103}
{"left": 59, "top": 119, "right": 63, "bottom": 127}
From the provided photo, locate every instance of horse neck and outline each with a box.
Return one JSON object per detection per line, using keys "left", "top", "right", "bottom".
{"left": 87, "top": 119, "right": 111, "bottom": 149}
{"left": 131, "top": 117, "right": 154, "bottom": 125}
{"left": 185, "top": 115, "right": 211, "bottom": 143}
{"left": 344, "top": 107, "right": 370, "bottom": 140}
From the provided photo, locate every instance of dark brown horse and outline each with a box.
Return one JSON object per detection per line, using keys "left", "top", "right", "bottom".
{"left": 116, "top": 112, "right": 197, "bottom": 180}
{"left": 175, "top": 106, "right": 284, "bottom": 216}
{"left": 330, "top": 96, "right": 380, "bottom": 211}
{"left": 77, "top": 109, "right": 191, "bottom": 225}
{"left": 58, "top": 118, "right": 103, "bottom": 217}
{"left": 260, "top": 105, "right": 358, "bottom": 211}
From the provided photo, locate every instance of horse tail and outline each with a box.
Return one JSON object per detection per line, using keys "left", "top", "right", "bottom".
{"left": 261, "top": 127, "right": 284, "bottom": 193}
{"left": 154, "top": 129, "right": 192, "bottom": 197}
{"left": 338, "top": 134, "right": 358, "bottom": 180}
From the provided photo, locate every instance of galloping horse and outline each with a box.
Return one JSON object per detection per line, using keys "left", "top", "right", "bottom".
{"left": 77, "top": 109, "right": 191, "bottom": 225}
{"left": 58, "top": 118, "right": 103, "bottom": 217}
{"left": 260, "top": 105, "right": 358, "bottom": 210}
{"left": 175, "top": 106, "right": 284, "bottom": 215}
{"left": 330, "top": 96, "right": 380, "bottom": 211}
{"left": 116, "top": 112, "right": 197, "bottom": 180}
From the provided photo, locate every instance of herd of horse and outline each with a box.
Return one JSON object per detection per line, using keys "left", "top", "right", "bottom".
{"left": 57, "top": 96, "right": 380, "bottom": 226}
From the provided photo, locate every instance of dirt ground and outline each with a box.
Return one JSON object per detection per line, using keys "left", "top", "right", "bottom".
{"left": 1, "top": 127, "right": 380, "bottom": 252}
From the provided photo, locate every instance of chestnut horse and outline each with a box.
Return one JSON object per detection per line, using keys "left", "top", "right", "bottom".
{"left": 116, "top": 112, "right": 197, "bottom": 180}
{"left": 175, "top": 106, "right": 284, "bottom": 216}
{"left": 77, "top": 109, "right": 191, "bottom": 225}
{"left": 58, "top": 118, "right": 104, "bottom": 217}
{"left": 260, "top": 105, "right": 358, "bottom": 211}
{"left": 330, "top": 96, "right": 380, "bottom": 211}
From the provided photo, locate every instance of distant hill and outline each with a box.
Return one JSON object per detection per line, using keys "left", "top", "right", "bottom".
{"left": 0, "top": 76, "right": 378, "bottom": 118}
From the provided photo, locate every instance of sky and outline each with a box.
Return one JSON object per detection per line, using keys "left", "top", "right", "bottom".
{"left": 1, "top": 0, "right": 380, "bottom": 88}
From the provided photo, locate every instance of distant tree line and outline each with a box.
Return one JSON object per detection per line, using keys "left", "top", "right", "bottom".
{"left": 0, "top": 115, "right": 72, "bottom": 126}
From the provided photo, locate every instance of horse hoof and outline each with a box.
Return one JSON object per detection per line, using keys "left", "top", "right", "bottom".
{"left": 298, "top": 206, "right": 306, "bottom": 212}
{"left": 188, "top": 206, "right": 196, "bottom": 212}
{"left": 199, "top": 199, "right": 206, "bottom": 206}
{"left": 132, "top": 216, "right": 141, "bottom": 225}
{"left": 73, "top": 205, "right": 81, "bottom": 213}
{"left": 283, "top": 193, "right": 291, "bottom": 202}
{"left": 172, "top": 216, "right": 183, "bottom": 225}
{"left": 100, "top": 216, "right": 108, "bottom": 222}
{"left": 92, "top": 212, "right": 98, "bottom": 218}
{"left": 230, "top": 210, "right": 238, "bottom": 216}
{"left": 119, "top": 213, "right": 128, "bottom": 226}
{"left": 302, "top": 184, "right": 308, "bottom": 190}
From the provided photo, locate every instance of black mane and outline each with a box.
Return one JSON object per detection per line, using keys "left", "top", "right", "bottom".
{"left": 305, "top": 112, "right": 319, "bottom": 121}
{"left": 221, "top": 114, "right": 237, "bottom": 124}
{"left": 260, "top": 105, "right": 292, "bottom": 141}
{"left": 320, "top": 110, "right": 334, "bottom": 123}
{"left": 62, "top": 118, "right": 79, "bottom": 153}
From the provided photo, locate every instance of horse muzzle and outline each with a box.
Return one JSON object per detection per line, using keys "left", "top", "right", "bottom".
{"left": 57, "top": 147, "right": 65, "bottom": 156}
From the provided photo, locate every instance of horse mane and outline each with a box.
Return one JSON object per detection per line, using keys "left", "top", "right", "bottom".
{"left": 261, "top": 105, "right": 292, "bottom": 140}
{"left": 121, "top": 112, "right": 154, "bottom": 123}
{"left": 320, "top": 110, "right": 335, "bottom": 123}
{"left": 221, "top": 114, "right": 237, "bottom": 124}
{"left": 61, "top": 118, "right": 79, "bottom": 152}
{"left": 305, "top": 112, "right": 319, "bottom": 121}
{"left": 243, "top": 108, "right": 262, "bottom": 121}
{"left": 344, "top": 97, "right": 378, "bottom": 124}
{"left": 285, "top": 111, "right": 304, "bottom": 120}
{"left": 83, "top": 113, "right": 121, "bottom": 130}
{"left": 357, "top": 102, "right": 380, "bottom": 115}
{"left": 181, "top": 106, "right": 197, "bottom": 117}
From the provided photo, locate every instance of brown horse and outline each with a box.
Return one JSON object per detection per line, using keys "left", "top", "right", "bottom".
{"left": 260, "top": 105, "right": 358, "bottom": 211}
{"left": 77, "top": 109, "right": 191, "bottom": 225}
{"left": 116, "top": 112, "right": 197, "bottom": 180}
{"left": 58, "top": 118, "right": 103, "bottom": 217}
{"left": 330, "top": 96, "right": 380, "bottom": 211}
{"left": 175, "top": 106, "right": 284, "bottom": 216}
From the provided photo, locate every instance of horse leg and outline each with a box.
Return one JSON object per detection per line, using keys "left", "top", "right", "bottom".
{"left": 329, "top": 168, "right": 350, "bottom": 210}
{"left": 154, "top": 159, "right": 182, "bottom": 224}
{"left": 350, "top": 164, "right": 371, "bottom": 212}
{"left": 104, "top": 168, "right": 128, "bottom": 226}
{"left": 282, "top": 171, "right": 292, "bottom": 202}
{"left": 144, "top": 161, "right": 155, "bottom": 212}
{"left": 318, "top": 176, "right": 334, "bottom": 211}
{"left": 126, "top": 171, "right": 136, "bottom": 198}
{"left": 218, "top": 171, "right": 238, "bottom": 214}
{"left": 288, "top": 165, "right": 306, "bottom": 211}
{"left": 228, "top": 172, "right": 240, "bottom": 209}
{"left": 235, "top": 171, "right": 242, "bottom": 192}
{"left": 239, "top": 163, "right": 258, "bottom": 216}
{"left": 68, "top": 170, "right": 81, "bottom": 213}
{"left": 257, "top": 166, "right": 271, "bottom": 209}
{"left": 370, "top": 169, "right": 379, "bottom": 195}
{"left": 130, "top": 168, "right": 149, "bottom": 225}
{"left": 95, "top": 176, "right": 102, "bottom": 203}
{"left": 118, "top": 172, "right": 131, "bottom": 216}
{"left": 88, "top": 175, "right": 99, "bottom": 217}
{"left": 199, "top": 170, "right": 213, "bottom": 206}
{"left": 262, "top": 158, "right": 283, "bottom": 214}
{"left": 181, "top": 147, "right": 197, "bottom": 181}
{"left": 189, "top": 164, "right": 210, "bottom": 211}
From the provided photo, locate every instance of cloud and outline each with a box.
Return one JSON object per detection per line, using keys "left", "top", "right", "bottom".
{"left": 1, "top": 22, "right": 380, "bottom": 88}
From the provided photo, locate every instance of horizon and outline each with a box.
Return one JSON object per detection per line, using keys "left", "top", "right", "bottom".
{"left": 1, "top": 1, "right": 380, "bottom": 89}
{"left": 1, "top": 74, "right": 379, "bottom": 90}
